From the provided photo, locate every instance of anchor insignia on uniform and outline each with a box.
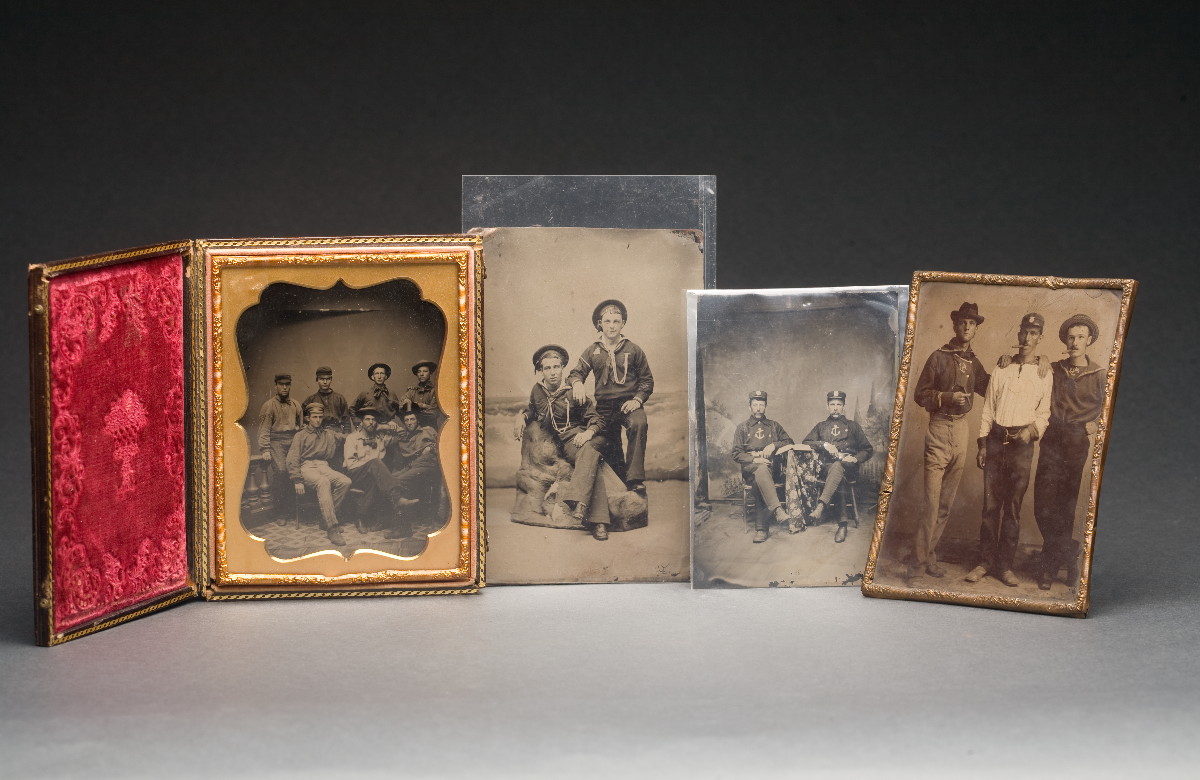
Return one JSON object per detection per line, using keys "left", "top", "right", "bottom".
{"left": 830, "top": 423, "right": 843, "bottom": 437}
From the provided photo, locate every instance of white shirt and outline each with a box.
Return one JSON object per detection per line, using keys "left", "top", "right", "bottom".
{"left": 978, "top": 360, "right": 1052, "bottom": 439}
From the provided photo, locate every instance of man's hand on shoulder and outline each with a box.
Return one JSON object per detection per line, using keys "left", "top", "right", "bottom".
{"left": 570, "top": 382, "right": 587, "bottom": 403}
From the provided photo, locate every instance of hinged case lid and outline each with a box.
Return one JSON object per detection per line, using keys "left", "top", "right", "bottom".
{"left": 30, "top": 242, "right": 200, "bottom": 645}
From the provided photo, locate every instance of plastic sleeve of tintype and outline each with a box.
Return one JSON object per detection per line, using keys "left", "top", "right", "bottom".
{"left": 461, "top": 174, "right": 717, "bottom": 288}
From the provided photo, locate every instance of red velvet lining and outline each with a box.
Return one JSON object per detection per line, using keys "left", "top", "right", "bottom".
{"left": 48, "top": 253, "right": 188, "bottom": 632}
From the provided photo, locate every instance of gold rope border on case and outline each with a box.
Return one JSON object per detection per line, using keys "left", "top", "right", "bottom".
{"left": 207, "top": 249, "right": 481, "bottom": 588}
{"left": 45, "top": 591, "right": 197, "bottom": 646}
{"left": 861, "top": 271, "right": 1137, "bottom": 617}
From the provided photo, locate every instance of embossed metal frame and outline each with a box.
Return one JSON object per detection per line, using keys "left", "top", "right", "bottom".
{"left": 862, "top": 271, "right": 1137, "bottom": 617}
{"left": 196, "top": 236, "right": 485, "bottom": 598}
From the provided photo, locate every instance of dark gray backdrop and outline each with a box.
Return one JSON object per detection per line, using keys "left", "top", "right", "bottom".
{"left": 3, "top": 2, "right": 1196, "bottom": 777}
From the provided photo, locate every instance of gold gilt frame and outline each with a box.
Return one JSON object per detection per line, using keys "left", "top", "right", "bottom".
{"left": 862, "top": 271, "right": 1136, "bottom": 617}
{"left": 197, "top": 237, "right": 485, "bottom": 598}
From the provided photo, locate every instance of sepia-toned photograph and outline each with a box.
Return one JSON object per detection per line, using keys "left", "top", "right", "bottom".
{"left": 235, "top": 278, "right": 450, "bottom": 560}
{"left": 475, "top": 227, "right": 705, "bottom": 584}
{"left": 863, "top": 272, "right": 1137, "bottom": 616}
{"left": 688, "top": 287, "right": 906, "bottom": 588}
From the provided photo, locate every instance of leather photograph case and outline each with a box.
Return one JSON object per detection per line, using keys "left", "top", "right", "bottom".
{"left": 29, "top": 236, "right": 484, "bottom": 646}
{"left": 862, "top": 271, "right": 1137, "bottom": 616}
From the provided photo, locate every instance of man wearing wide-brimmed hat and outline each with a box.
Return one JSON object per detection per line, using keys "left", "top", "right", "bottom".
{"left": 909, "top": 302, "right": 992, "bottom": 578}
{"left": 389, "top": 408, "right": 444, "bottom": 537}
{"left": 353, "top": 362, "right": 402, "bottom": 424}
{"left": 401, "top": 359, "right": 448, "bottom": 431}
{"left": 1033, "top": 313, "right": 1104, "bottom": 590}
{"left": 342, "top": 407, "right": 418, "bottom": 538}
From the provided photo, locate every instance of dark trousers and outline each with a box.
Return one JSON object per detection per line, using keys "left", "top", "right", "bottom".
{"left": 266, "top": 431, "right": 296, "bottom": 517}
{"left": 980, "top": 426, "right": 1034, "bottom": 573}
{"left": 818, "top": 460, "right": 856, "bottom": 508}
{"left": 415, "top": 407, "right": 448, "bottom": 432}
{"left": 595, "top": 398, "right": 648, "bottom": 483}
{"left": 1034, "top": 422, "right": 1089, "bottom": 575}
{"left": 347, "top": 459, "right": 407, "bottom": 531}
{"left": 743, "top": 462, "right": 783, "bottom": 529}
{"left": 393, "top": 455, "right": 437, "bottom": 496}
{"left": 556, "top": 427, "right": 608, "bottom": 508}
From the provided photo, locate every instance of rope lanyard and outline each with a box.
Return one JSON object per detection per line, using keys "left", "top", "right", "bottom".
{"left": 600, "top": 340, "right": 630, "bottom": 386}
{"left": 540, "top": 384, "right": 574, "bottom": 434}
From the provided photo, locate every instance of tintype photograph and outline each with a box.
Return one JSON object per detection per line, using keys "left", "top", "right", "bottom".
{"left": 475, "top": 227, "right": 704, "bottom": 584}
{"left": 863, "top": 272, "right": 1137, "bottom": 616}
{"left": 688, "top": 287, "right": 906, "bottom": 588}
{"left": 205, "top": 238, "right": 483, "bottom": 595}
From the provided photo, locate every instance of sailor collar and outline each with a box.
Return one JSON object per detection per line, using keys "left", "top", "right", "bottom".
{"left": 537, "top": 380, "right": 572, "bottom": 396}
{"left": 1057, "top": 356, "right": 1104, "bottom": 379}
{"left": 937, "top": 340, "right": 976, "bottom": 357}
{"left": 594, "top": 335, "right": 629, "bottom": 351}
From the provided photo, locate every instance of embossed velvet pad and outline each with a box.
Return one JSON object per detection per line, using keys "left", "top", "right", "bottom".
{"left": 48, "top": 253, "right": 188, "bottom": 632}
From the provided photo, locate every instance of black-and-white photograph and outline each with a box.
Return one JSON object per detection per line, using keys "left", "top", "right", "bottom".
{"left": 864, "top": 273, "right": 1137, "bottom": 615}
{"left": 234, "top": 278, "right": 451, "bottom": 560}
{"left": 689, "top": 287, "right": 905, "bottom": 588}
{"left": 477, "top": 227, "right": 705, "bottom": 583}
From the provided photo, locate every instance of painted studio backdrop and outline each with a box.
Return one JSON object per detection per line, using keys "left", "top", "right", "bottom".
{"left": 691, "top": 288, "right": 903, "bottom": 588}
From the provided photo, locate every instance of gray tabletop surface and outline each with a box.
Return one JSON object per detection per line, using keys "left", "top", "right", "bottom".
{"left": 2, "top": 3, "right": 1196, "bottom": 777}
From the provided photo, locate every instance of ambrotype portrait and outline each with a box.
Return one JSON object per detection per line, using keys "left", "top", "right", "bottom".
{"left": 206, "top": 241, "right": 482, "bottom": 595}
{"left": 235, "top": 279, "right": 450, "bottom": 559}
{"left": 475, "top": 227, "right": 704, "bottom": 584}
{"left": 688, "top": 287, "right": 905, "bottom": 588}
{"left": 863, "top": 272, "right": 1137, "bottom": 616}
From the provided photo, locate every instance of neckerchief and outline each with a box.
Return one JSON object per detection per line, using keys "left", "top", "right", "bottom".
{"left": 537, "top": 381, "right": 574, "bottom": 433}
{"left": 597, "top": 336, "right": 630, "bottom": 386}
